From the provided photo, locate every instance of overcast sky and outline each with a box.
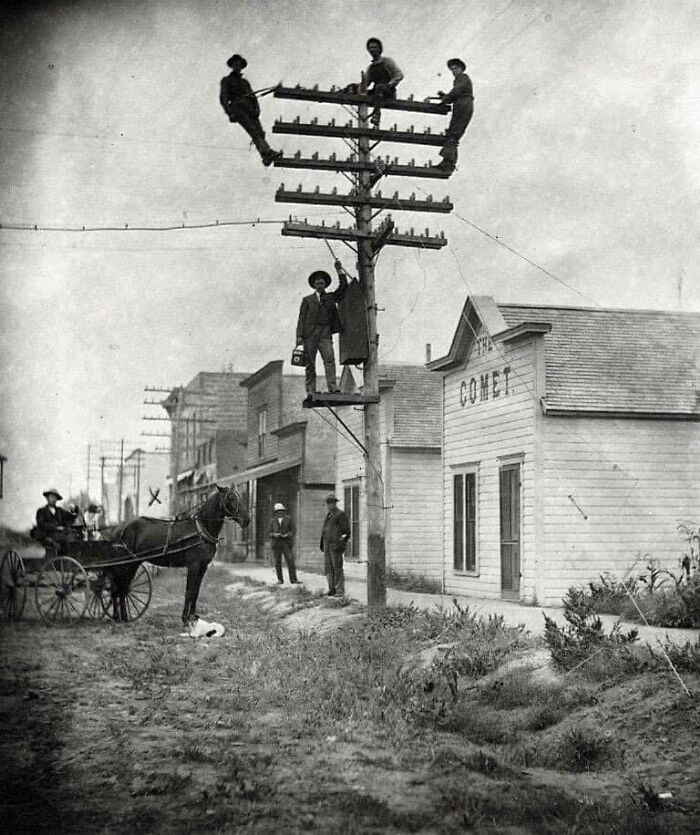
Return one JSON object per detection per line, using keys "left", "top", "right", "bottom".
{"left": 1, "top": 0, "right": 699, "bottom": 526}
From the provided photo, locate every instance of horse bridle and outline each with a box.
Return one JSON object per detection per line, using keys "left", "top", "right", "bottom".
{"left": 221, "top": 487, "right": 242, "bottom": 520}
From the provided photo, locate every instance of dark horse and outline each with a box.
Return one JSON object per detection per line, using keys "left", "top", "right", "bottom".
{"left": 106, "top": 485, "right": 249, "bottom": 623}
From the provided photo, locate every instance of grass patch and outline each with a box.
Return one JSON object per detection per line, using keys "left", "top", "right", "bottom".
{"left": 386, "top": 570, "right": 442, "bottom": 595}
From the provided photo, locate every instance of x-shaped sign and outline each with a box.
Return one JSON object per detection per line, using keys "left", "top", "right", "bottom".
{"left": 148, "top": 487, "right": 162, "bottom": 506}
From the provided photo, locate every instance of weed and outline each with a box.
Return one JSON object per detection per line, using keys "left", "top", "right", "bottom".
{"left": 386, "top": 570, "right": 442, "bottom": 595}
{"left": 544, "top": 587, "right": 638, "bottom": 671}
{"left": 556, "top": 725, "right": 616, "bottom": 772}
{"left": 659, "top": 637, "right": 700, "bottom": 672}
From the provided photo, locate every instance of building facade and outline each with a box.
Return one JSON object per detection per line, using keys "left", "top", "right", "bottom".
{"left": 162, "top": 371, "right": 250, "bottom": 513}
{"left": 223, "top": 361, "right": 336, "bottom": 569}
{"left": 335, "top": 364, "right": 443, "bottom": 581}
{"left": 429, "top": 297, "right": 700, "bottom": 606}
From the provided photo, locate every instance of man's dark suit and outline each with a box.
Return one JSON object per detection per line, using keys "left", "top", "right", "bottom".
{"left": 35, "top": 505, "right": 77, "bottom": 551}
{"left": 296, "top": 275, "right": 348, "bottom": 394}
{"left": 269, "top": 513, "right": 298, "bottom": 583}
{"left": 320, "top": 506, "right": 351, "bottom": 595}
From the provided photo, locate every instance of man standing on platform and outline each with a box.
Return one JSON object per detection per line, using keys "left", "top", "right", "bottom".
{"left": 435, "top": 58, "right": 474, "bottom": 172}
{"left": 296, "top": 260, "right": 348, "bottom": 402}
{"left": 269, "top": 502, "right": 299, "bottom": 584}
{"left": 320, "top": 492, "right": 350, "bottom": 597}
{"left": 365, "top": 38, "right": 404, "bottom": 127}
{"left": 219, "top": 53, "right": 282, "bottom": 167}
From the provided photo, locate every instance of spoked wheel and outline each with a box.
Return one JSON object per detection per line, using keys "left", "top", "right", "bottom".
{"left": 99, "top": 564, "right": 153, "bottom": 622}
{"left": 84, "top": 570, "right": 108, "bottom": 620}
{"left": 35, "top": 556, "right": 89, "bottom": 624}
{"left": 0, "top": 550, "right": 27, "bottom": 620}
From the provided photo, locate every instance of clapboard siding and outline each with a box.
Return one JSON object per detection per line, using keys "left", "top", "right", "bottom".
{"left": 335, "top": 367, "right": 442, "bottom": 576}
{"left": 540, "top": 416, "right": 700, "bottom": 604}
{"left": 387, "top": 448, "right": 443, "bottom": 579}
{"left": 442, "top": 336, "right": 540, "bottom": 601}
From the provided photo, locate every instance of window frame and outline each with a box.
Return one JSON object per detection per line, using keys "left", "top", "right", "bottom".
{"left": 451, "top": 465, "right": 479, "bottom": 575}
{"left": 343, "top": 481, "right": 361, "bottom": 560}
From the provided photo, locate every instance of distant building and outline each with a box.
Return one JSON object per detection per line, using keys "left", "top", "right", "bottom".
{"left": 121, "top": 448, "right": 170, "bottom": 521}
{"left": 220, "top": 361, "right": 336, "bottom": 569}
{"left": 162, "top": 371, "right": 250, "bottom": 514}
{"left": 429, "top": 297, "right": 700, "bottom": 606}
{"left": 0, "top": 452, "right": 6, "bottom": 500}
{"left": 335, "top": 364, "right": 443, "bottom": 582}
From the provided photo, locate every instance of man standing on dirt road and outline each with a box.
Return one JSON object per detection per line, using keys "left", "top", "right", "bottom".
{"left": 269, "top": 502, "right": 300, "bottom": 585}
{"left": 320, "top": 492, "right": 350, "bottom": 597}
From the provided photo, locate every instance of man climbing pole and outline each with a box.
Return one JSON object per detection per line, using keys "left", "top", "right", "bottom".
{"left": 435, "top": 58, "right": 473, "bottom": 172}
{"left": 219, "top": 53, "right": 282, "bottom": 166}
{"left": 364, "top": 38, "right": 404, "bottom": 127}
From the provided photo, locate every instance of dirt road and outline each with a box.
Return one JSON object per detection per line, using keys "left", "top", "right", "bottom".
{"left": 1, "top": 564, "right": 698, "bottom": 833}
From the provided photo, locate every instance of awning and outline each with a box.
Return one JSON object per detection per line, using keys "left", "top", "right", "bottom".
{"left": 176, "top": 469, "right": 194, "bottom": 482}
{"left": 232, "top": 456, "right": 302, "bottom": 486}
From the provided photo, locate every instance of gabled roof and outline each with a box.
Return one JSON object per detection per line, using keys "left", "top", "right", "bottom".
{"left": 431, "top": 297, "right": 700, "bottom": 417}
{"left": 339, "top": 364, "right": 442, "bottom": 446}
{"left": 380, "top": 364, "right": 442, "bottom": 446}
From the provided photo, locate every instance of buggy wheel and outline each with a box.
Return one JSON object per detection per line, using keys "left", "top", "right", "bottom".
{"left": 99, "top": 564, "right": 153, "bottom": 622}
{"left": 35, "top": 556, "right": 89, "bottom": 624}
{"left": 85, "top": 570, "right": 108, "bottom": 619}
{"left": 0, "top": 550, "right": 27, "bottom": 620}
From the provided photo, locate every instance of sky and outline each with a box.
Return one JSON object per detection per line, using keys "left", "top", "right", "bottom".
{"left": 1, "top": 0, "right": 699, "bottom": 527}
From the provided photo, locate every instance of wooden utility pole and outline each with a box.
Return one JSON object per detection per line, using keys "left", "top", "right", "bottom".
{"left": 272, "top": 83, "right": 452, "bottom": 610}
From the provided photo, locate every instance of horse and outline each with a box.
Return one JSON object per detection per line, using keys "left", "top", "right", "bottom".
{"left": 105, "top": 484, "right": 249, "bottom": 623}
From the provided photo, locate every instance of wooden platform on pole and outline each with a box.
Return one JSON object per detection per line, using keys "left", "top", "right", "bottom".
{"left": 302, "top": 392, "right": 379, "bottom": 409}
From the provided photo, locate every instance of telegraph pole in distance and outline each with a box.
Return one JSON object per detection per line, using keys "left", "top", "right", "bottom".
{"left": 272, "top": 83, "right": 453, "bottom": 609}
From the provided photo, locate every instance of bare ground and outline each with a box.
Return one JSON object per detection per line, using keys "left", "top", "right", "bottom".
{"left": 1, "top": 563, "right": 698, "bottom": 834}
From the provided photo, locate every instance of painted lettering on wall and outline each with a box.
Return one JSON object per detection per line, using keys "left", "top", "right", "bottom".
{"left": 460, "top": 367, "right": 512, "bottom": 407}
{"left": 475, "top": 334, "right": 493, "bottom": 356}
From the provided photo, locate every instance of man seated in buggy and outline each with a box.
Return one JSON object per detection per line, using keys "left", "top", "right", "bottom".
{"left": 33, "top": 488, "right": 81, "bottom": 554}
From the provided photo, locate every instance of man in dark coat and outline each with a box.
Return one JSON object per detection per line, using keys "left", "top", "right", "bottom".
{"left": 269, "top": 502, "right": 300, "bottom": 584}
{"left": 320, "top": 492, "right": 350, "bottom": 596}
{"left": 219, "top": 53, "right": 282, "bottom": 166}
{"left": 365, "top": 37, "right": 404, "bottom": 127}
{"left": 296, "top": 260, "right": 348, "bottom": 399}
{"left": 35, "top": 488, "right": 78, "bottom": 552}
{"left": 436, "top": 58, "right": 474, "bottom": 172}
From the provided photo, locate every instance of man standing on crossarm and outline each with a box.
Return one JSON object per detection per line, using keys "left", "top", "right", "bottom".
{"left": 296, "top": 259, "right": 349, "bottom": 401}
{"left": 219, "top": 53, "right": 282, "bottom": 166}
{"left": 320, "top": 492, "right": 350, "bottom": 597}
{"left": 269, "top": 502, "right": 300, "bottom": 584}
{"left": 436, "top": 58, "right": 474, "bottom": 172}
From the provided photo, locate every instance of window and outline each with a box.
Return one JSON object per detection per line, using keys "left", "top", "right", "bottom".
{"left": 257, "top": 407, "right": 268, "bottom": 457}
{"left": 453, "top": 471, "right": 477, "bottom": 572}
{"left": 344, "top": 482, "right": 360, "bottom": 559}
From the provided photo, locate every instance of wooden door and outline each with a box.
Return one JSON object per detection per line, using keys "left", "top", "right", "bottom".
{"left": 499, "top": 464, "right": 521, "bottom": 597}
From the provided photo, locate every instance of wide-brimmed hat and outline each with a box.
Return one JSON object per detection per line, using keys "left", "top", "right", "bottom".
{"left": 308, "top": 270, "right": 331, "bottom": 288}
{"left": 274, "top": 502, "right": 285, "bottom": 511}
{"left": 43, "top": 488, "right": 62, "bottom": 500}
{"left": 447, "top": 58, "right": 466, "bottom": 72}
{"left": 366, "top": 37, "right": 383, "bottom": 52}
{"left": 226, "top": 53, "right": 247, "bottom": 69}
{"left": 325, "top": 492, "right": 338, "bottom": 503}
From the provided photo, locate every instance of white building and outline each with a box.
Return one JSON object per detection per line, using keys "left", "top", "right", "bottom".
{"left": 335, "top": 364, "right": 443, "bottom": 581}
{"left": 428, "top": 297, "right": 700, "bottom": 606}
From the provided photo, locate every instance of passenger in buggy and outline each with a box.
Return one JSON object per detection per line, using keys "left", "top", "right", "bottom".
{"left": 83, "top": 504, "right": 103, "bottom": 540}
{"left": 33, "top": 488, "right": 80, "bottom": 553}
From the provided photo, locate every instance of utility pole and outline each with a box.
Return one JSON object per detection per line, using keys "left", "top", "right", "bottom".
{"left": 272, "top": 83, "right": 452, "bottom": 610}
{"left": 117, "top": 438, "right": 124, "bottom": 524}
{"left": 86, "top": 443, "right": 91, "bottom": 499}
{"left": 100, "top": 456, "right": 106, "bottom": 512}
